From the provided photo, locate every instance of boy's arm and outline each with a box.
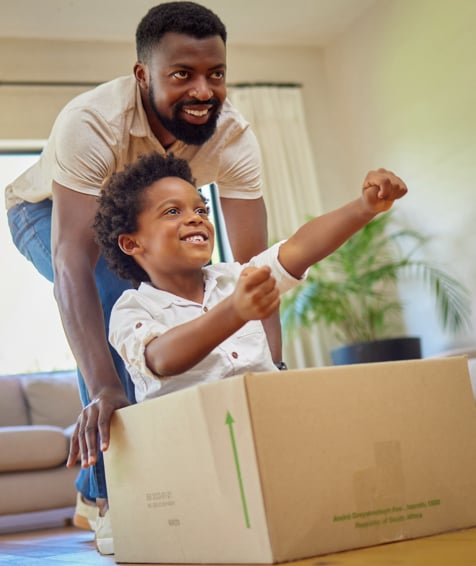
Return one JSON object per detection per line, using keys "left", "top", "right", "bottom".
{"left": 279, "top": 169, "right": 408, "bottom": 279}
{"left": 144, "top": 266, "right": 279, "bottom": 377}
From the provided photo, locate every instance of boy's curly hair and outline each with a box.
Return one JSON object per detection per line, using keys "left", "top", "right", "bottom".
{"left": 94, "top": 152, "right": 195, "bottom": 283}
{"left": 136, "top": 1, "right": 227, "bottom": 63}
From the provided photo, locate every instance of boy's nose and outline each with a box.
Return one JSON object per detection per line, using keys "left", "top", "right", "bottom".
{"left": 185, "top": 211, "right": 203, "bottom": 224}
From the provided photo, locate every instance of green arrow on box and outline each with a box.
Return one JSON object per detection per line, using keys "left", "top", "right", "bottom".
{"left": 226, "top": 411, "right": 251, "bottom": 528}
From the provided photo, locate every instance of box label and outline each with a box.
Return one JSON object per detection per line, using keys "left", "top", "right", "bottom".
{"left": 333, "top": 499, "right": 442, "bottom": 529}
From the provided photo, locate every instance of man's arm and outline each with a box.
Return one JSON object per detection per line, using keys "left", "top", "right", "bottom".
{"left": 219, "top": 196, "right": 283, "bottom": 362}
{"left": 51, "top": 182, "right": 130, "bottom": 468}
{"left": 219, "top": 196, "right": 268, "bottom": 263}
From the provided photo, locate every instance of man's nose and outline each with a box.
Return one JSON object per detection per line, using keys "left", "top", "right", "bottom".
{"left": 188, "top": 77, "right": 213, "bottom": 101}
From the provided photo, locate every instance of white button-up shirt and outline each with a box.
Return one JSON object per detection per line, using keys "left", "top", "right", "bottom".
{"left": 109, "top": 243, "right": 304, "bottom": 402}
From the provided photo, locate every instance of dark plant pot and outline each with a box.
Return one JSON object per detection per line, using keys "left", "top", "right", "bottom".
{"left": 331, "top": 337, "right": 422, "bottom": 365}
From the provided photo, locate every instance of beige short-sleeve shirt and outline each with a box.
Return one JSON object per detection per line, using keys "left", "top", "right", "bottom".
{"left": 5, "top": 76, "right": 263, "bottom": 209}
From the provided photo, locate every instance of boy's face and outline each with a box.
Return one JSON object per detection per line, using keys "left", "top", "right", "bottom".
{"left": 124, "top": 177, "right": 215, "bottom": 281}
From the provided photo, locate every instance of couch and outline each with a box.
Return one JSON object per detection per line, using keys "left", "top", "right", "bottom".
{"left": 0, "top": 370, "right": 82, "bottom": 533}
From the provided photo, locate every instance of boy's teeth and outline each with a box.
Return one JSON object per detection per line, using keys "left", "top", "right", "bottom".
{"left": 185, "top": 235, "right": 204, "bottom": 242}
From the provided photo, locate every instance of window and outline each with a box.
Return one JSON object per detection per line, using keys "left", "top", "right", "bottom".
{"left": 1, "top": 151, "right": 75, "bottom": 374}
{"left": 1, "top": 151, "right": 232, "bottom": 375}
{"left": 199, "top": 182, "right": 233, "bottom": 264}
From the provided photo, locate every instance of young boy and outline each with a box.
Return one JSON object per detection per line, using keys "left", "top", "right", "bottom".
{"left": 94, "top": 152, "right": 407, "bottom": 402}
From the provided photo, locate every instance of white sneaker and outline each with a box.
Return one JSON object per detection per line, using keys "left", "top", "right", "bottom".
{"left": 73, "top": 492, "right": 98, "bottom": 531}
{"left": 95, "top": 511, "right": 114, "bottom": 555}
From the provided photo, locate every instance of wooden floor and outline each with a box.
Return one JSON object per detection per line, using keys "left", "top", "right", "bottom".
{"left": 0, "top": 526, "right": 115, "bottom": 566}
{"left": 1, "top": 525, "right": 476, "bottom": 565}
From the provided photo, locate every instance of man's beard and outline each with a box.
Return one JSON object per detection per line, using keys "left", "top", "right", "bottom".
{"left": 149, "top": 85, "right": 221, "bottom": 146}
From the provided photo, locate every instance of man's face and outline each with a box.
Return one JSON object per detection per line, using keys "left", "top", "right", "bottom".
{"left": 138, "top": 32, "right": 227, "bottom": 146}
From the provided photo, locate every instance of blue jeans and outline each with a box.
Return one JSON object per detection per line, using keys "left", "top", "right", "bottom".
{"left": 7, "top": 199, "right": 136, "bottom": 500}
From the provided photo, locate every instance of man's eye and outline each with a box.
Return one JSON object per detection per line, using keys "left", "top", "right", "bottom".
{"left": 210, "top": 71, "right": 225, "bottom": 81}
{"left": 172, "top": 71, "right": 189, "bottom": 80}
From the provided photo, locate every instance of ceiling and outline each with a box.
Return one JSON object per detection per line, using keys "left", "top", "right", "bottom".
{"left": 1, "top": 0, "right": 376, "bottom": 47}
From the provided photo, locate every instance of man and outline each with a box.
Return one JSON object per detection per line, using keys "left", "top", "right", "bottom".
{"left": 5, "top": 1, "right": 281, "bottom": 554}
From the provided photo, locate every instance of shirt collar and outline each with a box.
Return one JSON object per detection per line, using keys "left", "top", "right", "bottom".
{"left": 129, "top": 84, "right": 153, "bottom": 139}
{"left": 139, "top": 276, "right": 212, "bottom": 308}
{"left": 138, "top": 282, "right": 192, "bottom": 308}
{"left": 138, "top": 265, "right": 225, "bottom": 308}
{"left": 203, "top": 267, "right": 219, "bottom": 301}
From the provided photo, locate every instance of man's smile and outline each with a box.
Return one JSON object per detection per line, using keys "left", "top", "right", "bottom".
{"left": 183, "top": 107, "right": 210, "bottom": 118}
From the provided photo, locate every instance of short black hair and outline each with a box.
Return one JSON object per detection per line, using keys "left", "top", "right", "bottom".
{"left": 94, "top": 152, "right": 196, "bottom": 283}
{"left": 136, "top": 1, "right": 227, "bottom": 63}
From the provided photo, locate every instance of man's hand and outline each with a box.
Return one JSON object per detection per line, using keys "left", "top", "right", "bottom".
{"left": 362, "top": 168, "right": 408, "bottom": 213}
{"left": 67, "top": 386, "right": 131, "bottom": 469}
{"left": 232, "top": 266, "right": 280, "bottom": 322}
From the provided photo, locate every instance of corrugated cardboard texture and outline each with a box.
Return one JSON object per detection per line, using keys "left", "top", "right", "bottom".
{"left": 245, "top": 357, "right": 476, "bottom": 560}
{"left": 105, "top": 374, "right": 272, "bottom": 563}
{"left": 105, "top": 356, "right": 476, "bottom": 563}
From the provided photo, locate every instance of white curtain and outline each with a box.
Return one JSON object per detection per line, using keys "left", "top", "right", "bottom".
{"left": 227, "top": 85, "right": 327, "bottom": 368}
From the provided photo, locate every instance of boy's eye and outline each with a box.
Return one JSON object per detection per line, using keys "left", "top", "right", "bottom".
{"left": 165, "top": 208, "right": 180, "bottom": 215}
{"left": 196, "top": 206, "right": 210, "bottom": 216}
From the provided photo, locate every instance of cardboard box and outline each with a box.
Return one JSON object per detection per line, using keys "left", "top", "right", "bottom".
{"left": 104, "top": 357, "right": 476, "bottom": 563}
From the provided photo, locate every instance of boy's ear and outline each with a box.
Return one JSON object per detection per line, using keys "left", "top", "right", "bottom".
{"left": 118, "top": 233, "right": 142, "bottom": 256}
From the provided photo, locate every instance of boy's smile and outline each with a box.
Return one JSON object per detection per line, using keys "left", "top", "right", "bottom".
{"left": 121, "top": 176, "right": 215, "bottom": 298}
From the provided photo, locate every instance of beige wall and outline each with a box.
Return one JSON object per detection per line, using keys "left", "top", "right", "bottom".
{"left": 1, "top": 0, "right": 475, "bottom": 357}
{"left": 322, "top": 0, "right": 476, "bottom": 356}
{"left": 0, "top": 38, "right": 136, "bottom": 140}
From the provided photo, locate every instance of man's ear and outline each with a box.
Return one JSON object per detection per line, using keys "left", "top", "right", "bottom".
{"left": 118, "top": 233, "right": 142, "bottom": 256}
{"left": 134, "top": 62, "right": 149, "bottom": 90}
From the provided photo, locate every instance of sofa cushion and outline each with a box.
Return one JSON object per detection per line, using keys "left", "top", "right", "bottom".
{"left": 20, "top": 371, "right": 82, "bottom": 428}
{"left": 0, "top": 376, "right": 29, "bottom": 426}
{"left": 0, "top": 426, "right": 69, "bottom": 472}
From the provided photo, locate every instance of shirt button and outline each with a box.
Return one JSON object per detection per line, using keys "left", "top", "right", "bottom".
{"left": 135, "top": 322, "right": 142, "bottom": 329}
{"left": 232, "top": 352, "right": 239, "bottom": 359}
{"left": 203, "top": 306, "right": 208, "bottom": 312}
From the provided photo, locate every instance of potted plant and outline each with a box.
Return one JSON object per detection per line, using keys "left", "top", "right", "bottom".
{"left": 280, "top": 212, "right": 471, "bottom": 364}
